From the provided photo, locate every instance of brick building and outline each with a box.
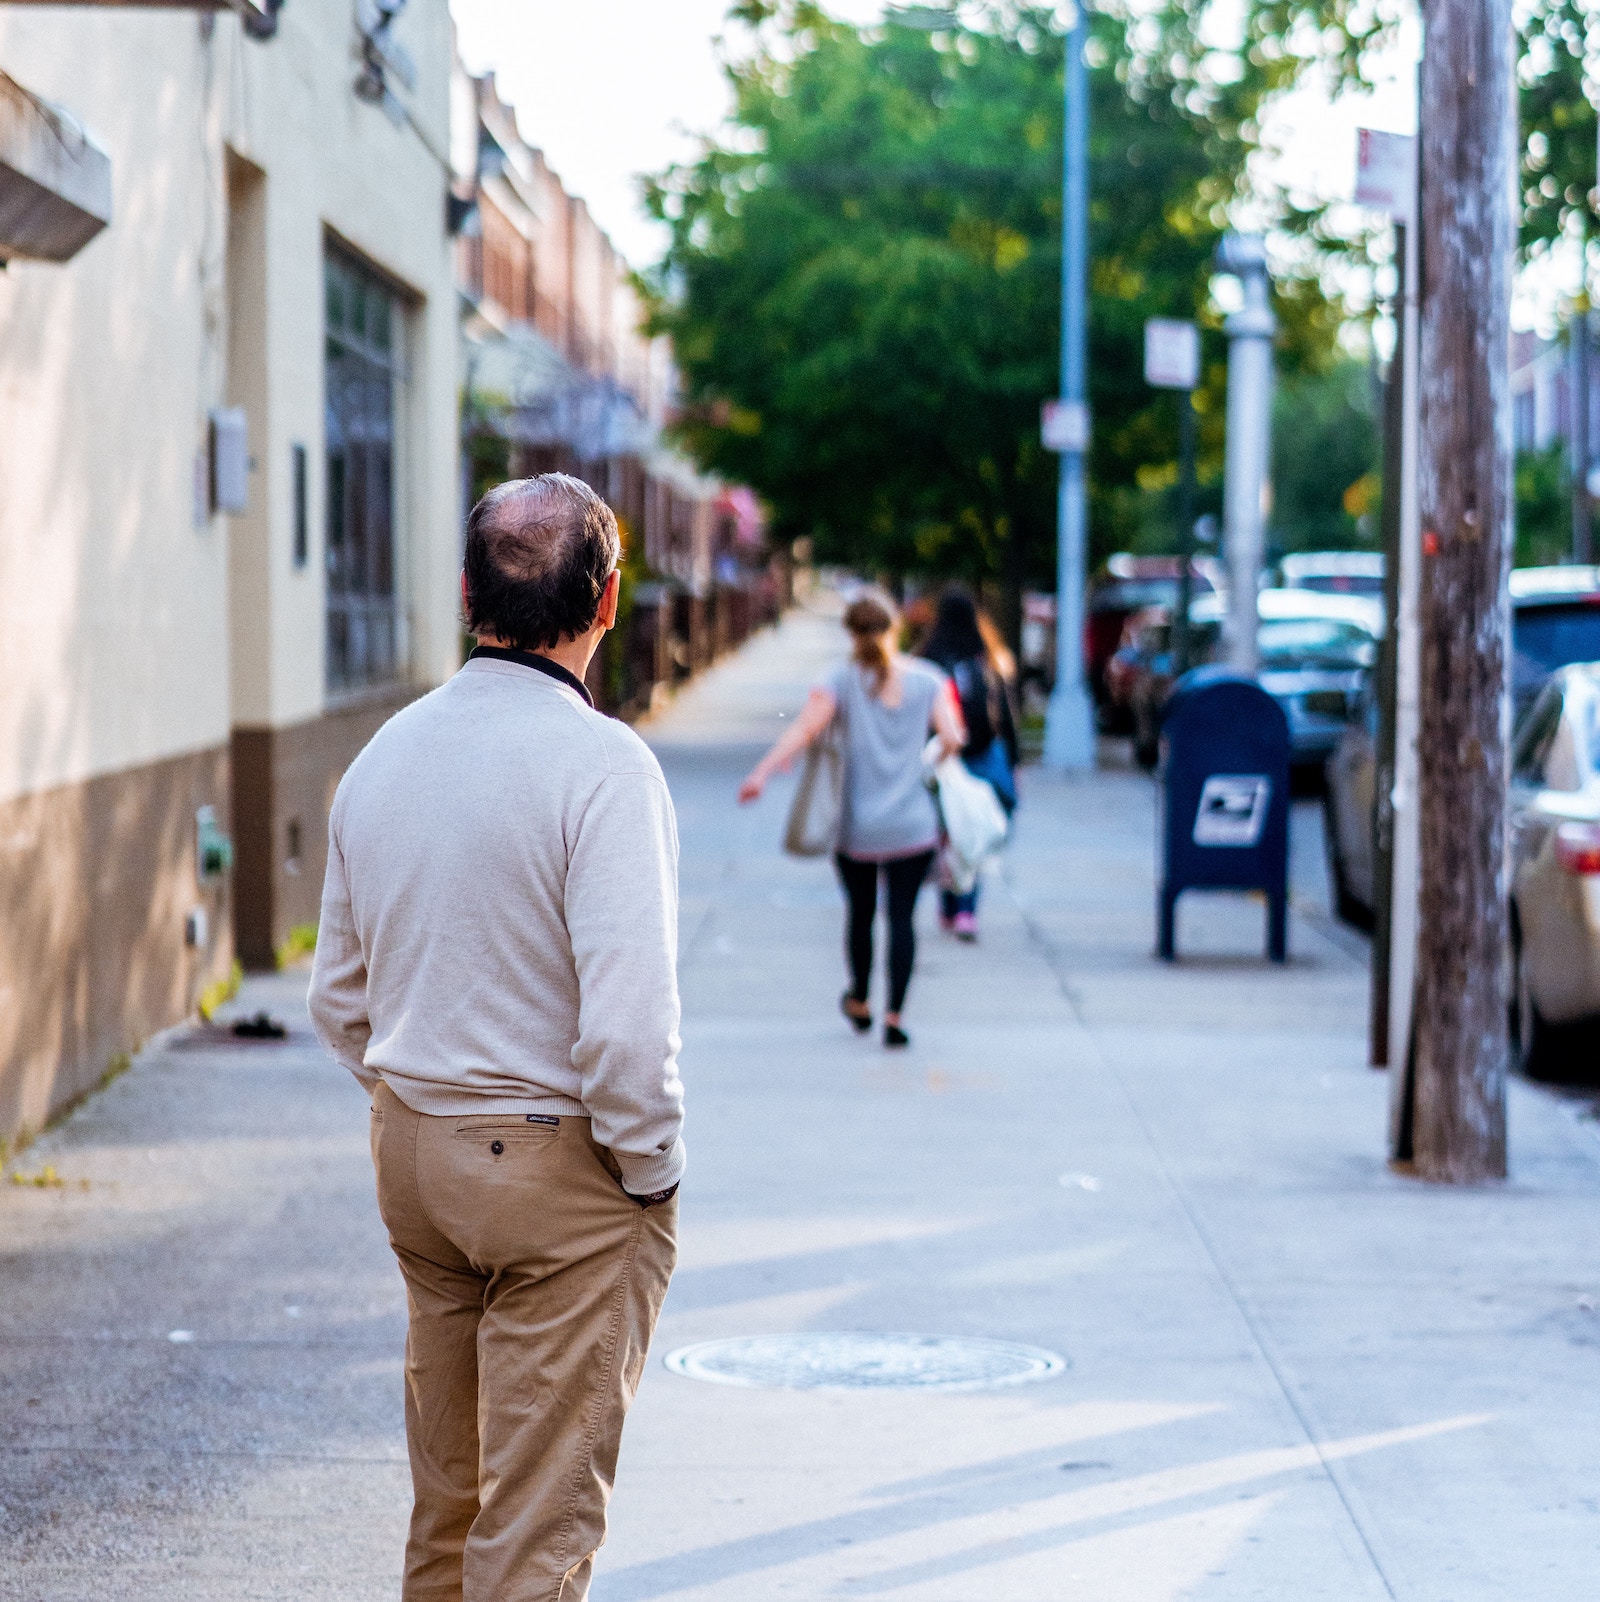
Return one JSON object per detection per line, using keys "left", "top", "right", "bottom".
{"left": 451, "top": 68, "right": 779, "bottom": 714}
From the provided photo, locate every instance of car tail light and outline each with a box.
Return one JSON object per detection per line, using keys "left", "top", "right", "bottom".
{"left": 1554, "top": 821, "right": 1600, "bottom": 875}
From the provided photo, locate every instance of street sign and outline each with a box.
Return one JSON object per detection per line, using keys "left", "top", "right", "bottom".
{"left": 1041, "top": 398, "right": 1089, "bottom": 453}
{"left": 1144, "top": 318, "right": 1200, "bottom": 391}
{"left": 1355, "top": 128, "right": 1416, "bottom": 221}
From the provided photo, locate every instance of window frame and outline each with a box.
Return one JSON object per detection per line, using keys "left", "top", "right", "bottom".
{"left": 323, "top": 244, "right": 408, "bottom": 698}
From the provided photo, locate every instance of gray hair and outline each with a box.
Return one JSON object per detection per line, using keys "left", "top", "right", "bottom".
{"left": 462, "top": 474, "right": 621, "bottom": 651}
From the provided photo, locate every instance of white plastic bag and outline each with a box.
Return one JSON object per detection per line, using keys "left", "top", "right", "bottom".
{"left": 925, "top": 742, "right": 1009, "bottom": 893}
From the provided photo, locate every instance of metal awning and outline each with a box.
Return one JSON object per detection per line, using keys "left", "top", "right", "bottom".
{"left": 0, "top": 72, "right": 111, "bottom": 263}
{"left": 0, "top": 1, "right": 282, "bottom": 35}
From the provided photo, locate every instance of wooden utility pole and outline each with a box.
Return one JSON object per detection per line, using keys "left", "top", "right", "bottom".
{"left": 1406, "top": 0, "right": 1515, "bottom": 1181}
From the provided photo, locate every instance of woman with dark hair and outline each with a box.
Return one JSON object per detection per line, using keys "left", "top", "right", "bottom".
{"left": 738, "top": 591, "right": 965, "bottom": 1047}
{"left": 919, "top": 587, "right": 1020, "bottom": 940}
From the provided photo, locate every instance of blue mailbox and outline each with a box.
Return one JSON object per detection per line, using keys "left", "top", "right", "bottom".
{"left": 1158, "top": 667, "right": 1290, "bottom": 963}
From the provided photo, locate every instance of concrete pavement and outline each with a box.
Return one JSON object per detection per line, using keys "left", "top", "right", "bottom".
{"left": 2, "top": 599, "right": 1598, "bottom": 1600}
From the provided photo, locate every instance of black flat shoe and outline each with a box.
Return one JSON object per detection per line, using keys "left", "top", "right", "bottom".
{"left": 841, "top": 993, "right": 872, "bottom": 1034}
{"left": 883, "top": 1022, "right": 910, "bottom": 1049}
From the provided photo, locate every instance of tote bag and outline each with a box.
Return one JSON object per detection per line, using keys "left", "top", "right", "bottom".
{"left": 783, "top": 722, "right": 844, "bottom": 857}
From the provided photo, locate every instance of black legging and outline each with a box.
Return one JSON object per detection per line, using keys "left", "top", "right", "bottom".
{"left": 835, "top": 850, "right": 936, "bottom": 1015}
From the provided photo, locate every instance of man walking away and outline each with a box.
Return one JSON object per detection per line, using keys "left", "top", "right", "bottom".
{"left": 309, "top": 473, "right": 684, "bottom": 1602}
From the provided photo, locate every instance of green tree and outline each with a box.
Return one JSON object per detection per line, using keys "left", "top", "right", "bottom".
{"left": 1271, "top": 359, "right": 1380, "bottom": 552}
{"left": 644, "top": 3, "right": 1372, "bottom": 616}
{"left": 647, "top": 8, "right": 1192, "bottom": 596}
{"left": 1519, "top": 0, "right": 1597, "bottom": 263}
{"left": 647, "top": 5, "right": 1062, "bottom": 607}
{"left": 1516, "top": 443, "right": 1572, "bottom": 566}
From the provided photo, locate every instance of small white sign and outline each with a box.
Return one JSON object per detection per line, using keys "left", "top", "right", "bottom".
{"left": 1192, "top": 775, "right": 1271, "bottom": 847}
{"left": 1144, "top": 318, "right": 1200, "bottom": 391}
{"left": 1041, "top": 398, "right": 1089, "bottom": 453}
{"left": 1355, "top": 128, "right": 1415, "bottom": 221}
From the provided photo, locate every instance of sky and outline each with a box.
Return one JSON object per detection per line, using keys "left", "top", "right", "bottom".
{"left": 450, "top": 0, "right": 885, "bottom": 268}
{"left": 450, "top": 2, "right": 1443, "bottom": 311}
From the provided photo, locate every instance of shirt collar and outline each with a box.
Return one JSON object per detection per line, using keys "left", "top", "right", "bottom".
{"left": 467, "top": 645, "right": 594, "bottom": 706}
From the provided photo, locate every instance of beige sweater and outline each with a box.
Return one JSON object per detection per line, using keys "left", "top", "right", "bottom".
{"left": 308, "top": 657, "right": 685, "bottom": 1194}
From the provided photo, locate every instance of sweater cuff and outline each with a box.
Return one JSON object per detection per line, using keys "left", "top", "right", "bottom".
{"left": 618, "top": 1137, "right": 686, "bottom": 1197}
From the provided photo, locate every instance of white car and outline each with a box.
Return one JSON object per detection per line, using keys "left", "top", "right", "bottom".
{"left": 1191, "top": 588, "right": 1382, "bottom": 764}
{"left": 1280, "top": 550, "right": 1385, "bottom": 598}
{"left": 1509, "top": 663, "right": 1600, "bottom": 1070}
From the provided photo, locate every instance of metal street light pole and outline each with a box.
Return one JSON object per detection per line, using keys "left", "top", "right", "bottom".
{"left": 1042, "top": 1, "right": 1096, "bottom": 770}
{"left": 1216, "top": 233, "right": 1276, "bottom": 676}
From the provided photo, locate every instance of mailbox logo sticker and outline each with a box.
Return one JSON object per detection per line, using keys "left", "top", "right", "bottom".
{"left": 1192, "top": 775, "right": 1271, "bottom": 847}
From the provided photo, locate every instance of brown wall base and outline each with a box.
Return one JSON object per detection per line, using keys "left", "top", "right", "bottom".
{"left": 231, "top": 687, "right": 420, "bottom": 969}
{"left": 0, "top": 747, "right": 232, "bottom": 1152}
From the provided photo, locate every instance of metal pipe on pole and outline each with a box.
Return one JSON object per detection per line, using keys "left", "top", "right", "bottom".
{"left": 1368, "top": 231, "right": 1406, "bottom": 1070}
{"left": 1573, "top": 308, "right": 1592, "bottom": 565}
{"left": 1216, "top": 234, "right": 1276, "bottom": 676}
{"left": 1386, "top": 210, "right": 1423, "bottom": 1100}
{"left": 1042, "top": 0, "right": 1096, "bottom": 770}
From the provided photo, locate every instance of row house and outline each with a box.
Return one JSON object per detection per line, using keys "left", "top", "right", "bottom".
{"left": 451, "top": 68, "right": 778, "bottom": 712}
{"left": 1512, "top": 321, "right": 1600, "bottom": 486}
{"left": 0, "top": 0, "right": 460, "bottom": 1148}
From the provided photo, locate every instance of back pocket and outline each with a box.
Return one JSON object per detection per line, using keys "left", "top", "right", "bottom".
{"left": 453, "top": 1113, "right": 560, "bottom": 1141}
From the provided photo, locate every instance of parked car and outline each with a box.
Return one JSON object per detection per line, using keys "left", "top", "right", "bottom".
{"left": 1509, "top": 564, "right": 1600, "bottom": 720}
{"left": 1111, "top": 609, "right": 1221, "bottom": 767}
{"left": 1279, "top": 550, "right": 1385, "bottom": 597}
{"left": 1123, "top": 588, "right": 1381, "bottom": 771}
{"left": 1509, "top": 664, "right": 1600, "bottom": 1070}
{"left": 1324, "top": 679, "right": 1380, "bottom": 927}
{"left": 1087, "top": 556, "right": 1218, "bottom": 728}
{"left": 1329, "top": 663, "right": 1600, "bottom": 1067}
{"left": 1325, "top": 566, "right": 1600, "bottom": 928}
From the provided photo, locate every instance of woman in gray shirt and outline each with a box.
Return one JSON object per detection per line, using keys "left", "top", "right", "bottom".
{"left": 740, "top": 593, "right": 964, "bottom": 1046}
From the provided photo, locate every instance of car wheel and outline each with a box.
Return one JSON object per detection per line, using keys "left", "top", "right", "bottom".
{"left": 1510, "top": 925, "right": 1553, "bottom": 1076}
{"left": 1323, "top": 788, "right": 1372, "bottom": 930}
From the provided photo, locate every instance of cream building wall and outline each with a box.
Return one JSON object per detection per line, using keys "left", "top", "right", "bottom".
{"left": 0, "top": 1, "right": 460, "bottom": 1147}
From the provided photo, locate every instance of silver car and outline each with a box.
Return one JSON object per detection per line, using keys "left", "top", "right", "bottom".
{"left": 1509, "top": 665, "right": 1600, "bottom": 1069}
{"left": 1324, "top": 680, "right": 1380, "bottom": 926}
{"left": 1326, "top": 566, "right": 1600, "bottom": 931}
{"left": 1185, "top": 588, "right": 1381, "bottom": 767}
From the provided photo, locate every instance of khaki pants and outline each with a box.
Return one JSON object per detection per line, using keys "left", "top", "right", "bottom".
{"left": 370, "top": 1080, "right": 677, "bottom": 1602}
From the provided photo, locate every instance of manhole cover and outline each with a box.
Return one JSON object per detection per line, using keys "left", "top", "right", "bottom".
{"left": 663, "top": 1332, "right": 1067, "bottom": 1393}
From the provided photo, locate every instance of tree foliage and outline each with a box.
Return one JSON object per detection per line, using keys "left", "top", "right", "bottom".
{"left": 1272, "top": 360, "right": 1379, "bottom": 551}
{"left": 644, "top": 4, "right": 1434, "bottom": 594}
{"left": 1515, "top": 442, "right": 1572, "bottom": 566}
{"left": 1520, "top": 0, "right": 1599, "bottom": 265}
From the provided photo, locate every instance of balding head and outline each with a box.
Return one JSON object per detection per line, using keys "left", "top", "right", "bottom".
{"left": 462, "top": 474, "right": 622, "bottom": 652}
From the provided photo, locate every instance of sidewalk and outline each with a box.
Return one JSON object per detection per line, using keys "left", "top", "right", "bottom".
{"left": 610, "top": 605, "right": 1600, "bottom": 1600}
{"left": 2, "top": 603, "right": 1597, "bottom": 1600}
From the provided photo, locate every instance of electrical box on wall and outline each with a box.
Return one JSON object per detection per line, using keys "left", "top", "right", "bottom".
{"left": 209, "top": 408, "right": 249, "bottom": 515}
